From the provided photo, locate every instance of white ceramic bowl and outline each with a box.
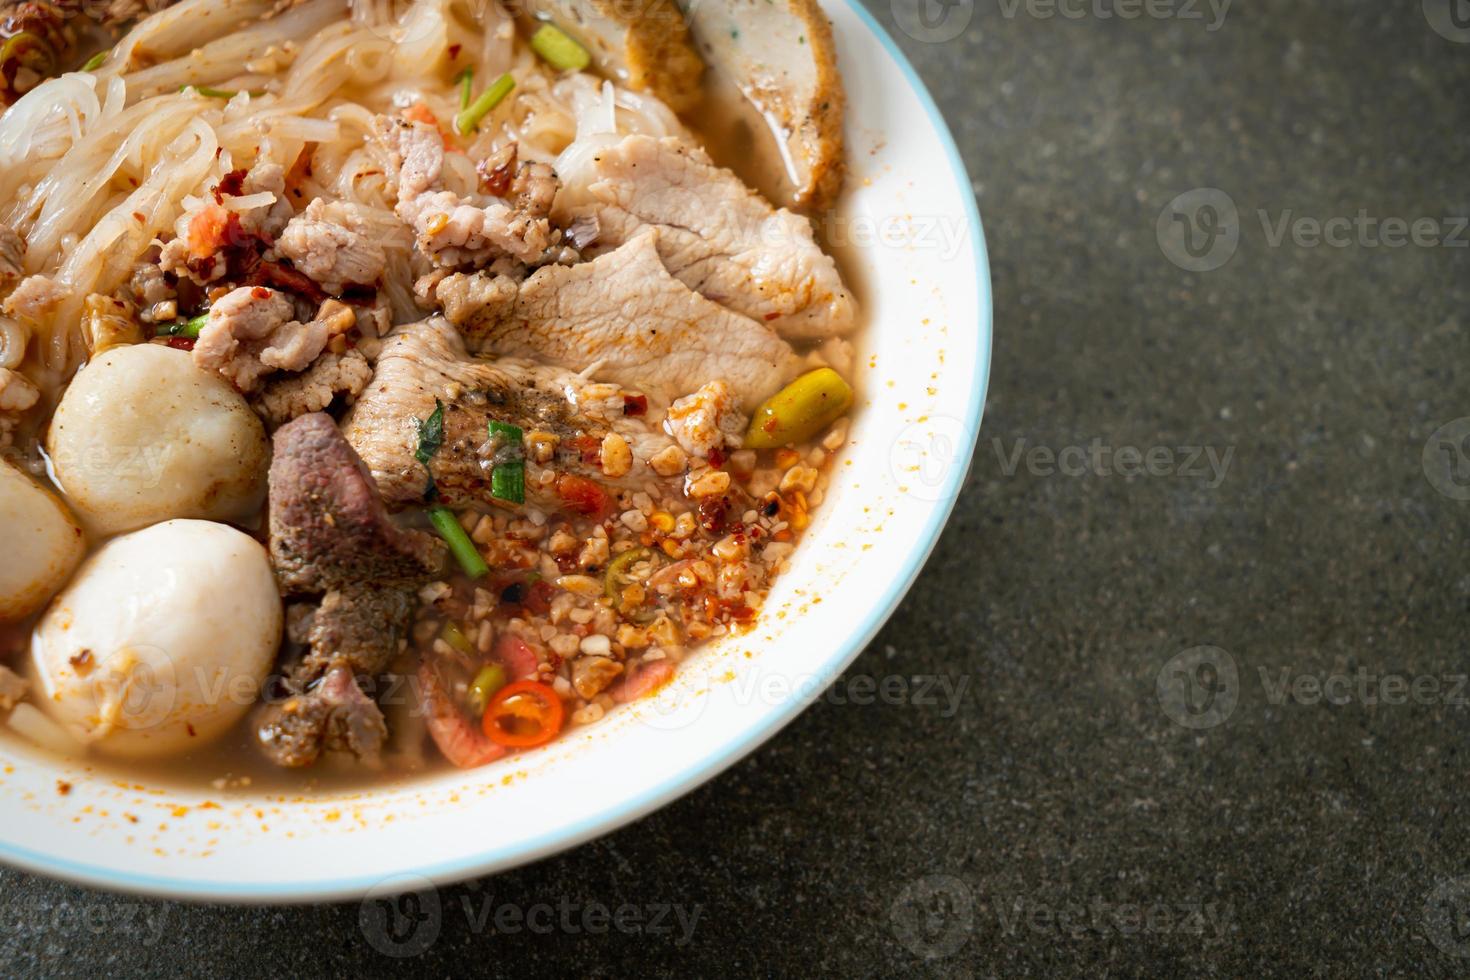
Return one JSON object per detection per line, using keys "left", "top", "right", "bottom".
{"left": 0, "top": 0, "right": 992, "bottom": 901}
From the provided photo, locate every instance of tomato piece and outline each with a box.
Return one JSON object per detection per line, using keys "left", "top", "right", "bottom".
{"left": 187, "top": 204, "right": 237, "bottom": 258}
{"left": 555, "top": 473, "right": 608, "bottom": 517}
{"left": 403, "top": 102, "right": 439, "bottom": 127}
{"left": 482, "top": 680, "right": 565, "bottom": 748}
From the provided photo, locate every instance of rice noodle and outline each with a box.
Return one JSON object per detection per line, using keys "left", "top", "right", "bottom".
{"left": 123, "top": 0, "right": 352, "bottom": 99}
{"left": 104, "top": 0, "right": 279, "bottom": 80}
{"left": 7, "top": 703, "right": 80, "bottom": 754}
{"left": 0, "top": 317, "right": 29, "bottom": 370}
{"left": 0, "top": 75, "right": 111, "bottom": 203}
{"left": 221, "top": 191, "right": 279, "bottom": 212}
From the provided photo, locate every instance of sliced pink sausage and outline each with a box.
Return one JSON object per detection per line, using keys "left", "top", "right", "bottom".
{"left": 495, "top": 633, "right": 540, "bottom": 680}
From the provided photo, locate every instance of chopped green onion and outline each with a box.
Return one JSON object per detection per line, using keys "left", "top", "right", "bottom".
{"left": 159, "top": 313, "right": 208, "bottom": 339}
{"left": 440, "top": 621, "right": 475, "bottom": 656}
{"left": 488, "top": 420, "right": 522, "bottom": 442}
{"left": 415, "top": 400, "right": 445, "bottom": 469}
{"left": 414, "top": 399, "right": 446, "bottom": 499}
{"left": 454, "top": 72, "right": 515, "bottom": 135}
{"left": 487, "top": 420, "right": 525, "bottom": 504}
{"left": 468, "top": 664, "right": 507, "bottom": 714}
{"left": 530, "top": 24, "right": 590, "bottom": 72}
{"left": 456, "top": 68, "right": 473, "bottom": 111}
{"left": 181, "top": 85, "right": 264, "bottom": 99}
{"left": 429, "top": 505, "right": 489, "bottom": 579}
{"left": 81, "top": 49, "right": 108, "bottom": 72}
{"left": 491, "top": 463, "right": 524, "bottom": 504}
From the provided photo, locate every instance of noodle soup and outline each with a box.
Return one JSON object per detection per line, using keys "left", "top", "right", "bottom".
{"left": 0, "top": 0, "right": 861, "bottom": 789}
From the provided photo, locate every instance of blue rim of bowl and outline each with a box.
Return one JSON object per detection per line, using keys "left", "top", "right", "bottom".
{"left": 0, "top": 0, "right": 994, "bottom": 902}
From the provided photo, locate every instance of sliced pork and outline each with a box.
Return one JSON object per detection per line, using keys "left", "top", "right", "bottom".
{"left": 342, "top": 317, "right": 702, "bottom": 511}
{"left": 454, "top": 231, "right": 799, "bottom": 410}
{"left": 570, "top": 135, "right": 856, "bottom": 339}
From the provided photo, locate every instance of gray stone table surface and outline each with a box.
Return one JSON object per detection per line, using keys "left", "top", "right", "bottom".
{"left": 5, "top": 0, "right": 1470, "bottom": 976}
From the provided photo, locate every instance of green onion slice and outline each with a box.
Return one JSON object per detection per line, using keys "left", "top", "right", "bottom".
{"left": 181, "top": 85, "right": 264, "bottom": 99}
{"left": 415, "top": 400, "right": 445, "bottom": 469}
{"left": 81, "top": 49, "right": 108, "bottom": 72}
{"left": 491, "top": 463, "right": 524, "bottom": 505}
{"left": 488, "top": 420, "right": 523, "bottom": 443}
{"left": 456, "top": 68, "right": 473, "bottom": 111}
{"left": 468, "top": 664, "right": 507, "bottom": 714}
{"left": 530, "top": 24, "right": 590, "bottom": 72}
{"left": 487, "top": 420, "right": 525, "bottom": 504}
{"left": 440, "top": 621, "right": 475, "bottom": 656}
{"left": 454, "top": 72, "right": 515, "bottom": 135}
{"left": 429, "top": 505, "right": 489, "bottom": 579}
{"left": 415, "top": 399, "right": 446, "bottom": 500}
{"left": 159, "top": 313, "right": 208, "bottom": 338}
